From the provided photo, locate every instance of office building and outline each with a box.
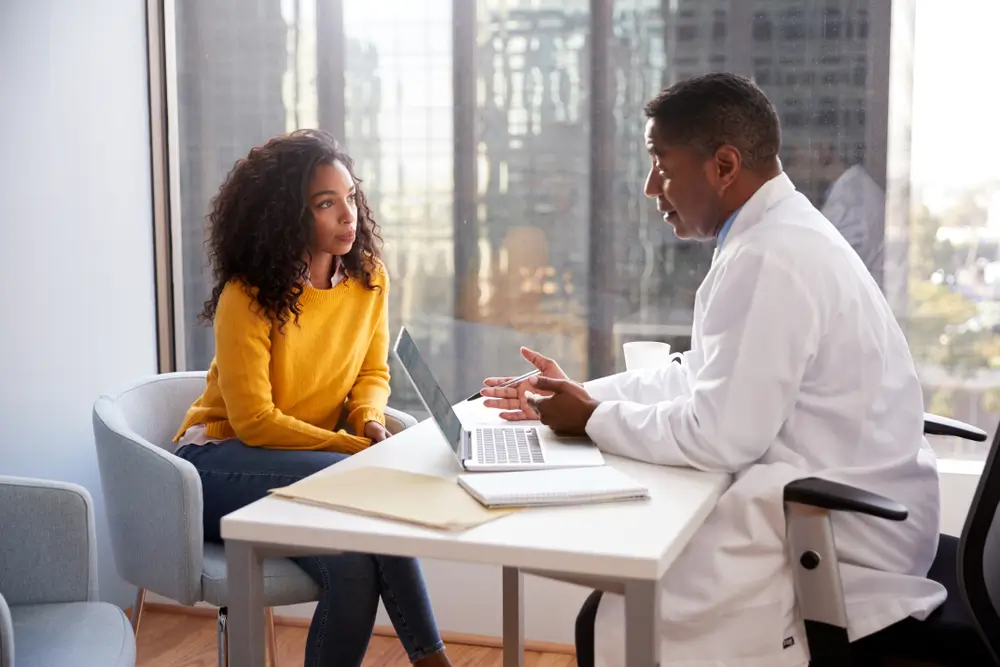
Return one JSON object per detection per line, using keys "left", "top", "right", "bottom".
{"left": 174, "top": 0, "right": 288, "bottom": 370}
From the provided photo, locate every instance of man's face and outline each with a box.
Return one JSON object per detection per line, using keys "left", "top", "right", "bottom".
{"left": 643, "top": 118, "right": 726, "bottom": 240}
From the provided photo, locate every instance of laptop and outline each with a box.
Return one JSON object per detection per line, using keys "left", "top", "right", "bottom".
{"left": 393, "top": 327, "right": 605, "bottom": 472}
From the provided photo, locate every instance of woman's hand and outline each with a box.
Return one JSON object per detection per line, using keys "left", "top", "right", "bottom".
{"left": 364, "top": 421, "right": 390, "bottom": 443}
{"left": 482, "top": 347, "right": 570, "bottom": 421}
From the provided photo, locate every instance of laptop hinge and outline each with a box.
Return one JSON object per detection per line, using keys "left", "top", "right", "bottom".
{"left": 460, "top": 430, "right": 473, "bottom": 462}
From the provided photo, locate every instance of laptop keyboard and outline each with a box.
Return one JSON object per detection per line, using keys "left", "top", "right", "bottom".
{"left": 476, "top": 427, "right": 544, "bottom": 465}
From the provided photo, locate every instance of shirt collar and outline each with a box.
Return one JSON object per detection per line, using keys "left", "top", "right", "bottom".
{"left": 717, "top": 207, "right": 742, "bottom": 249}
{"left": 304, "top": 256, "right": 347, "bottom": 288}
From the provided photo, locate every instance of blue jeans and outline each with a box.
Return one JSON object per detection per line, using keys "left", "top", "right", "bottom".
{"left": 177, "top": 440, "right": 445, "bottom": 666}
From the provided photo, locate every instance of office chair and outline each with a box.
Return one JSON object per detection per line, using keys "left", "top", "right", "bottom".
{"left": 0, "top": 475, "right": 136, "bottom": 667}
{"left": 92, "top": 371, "right": 419, "bottom": 667}
{"left": 785, "top": 412, "right": 997, "bottom": 666}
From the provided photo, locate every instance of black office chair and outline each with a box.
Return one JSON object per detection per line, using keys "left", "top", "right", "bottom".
{"left": 573, "top": 414, "right": 996, "bottom": 667}
{"left": 786, "top": 413, "right": 997, "bottom": 667}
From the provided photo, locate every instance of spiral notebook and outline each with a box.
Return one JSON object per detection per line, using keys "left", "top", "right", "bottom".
{"left": 457, "top": 466, "right": 650, "bottom": 509}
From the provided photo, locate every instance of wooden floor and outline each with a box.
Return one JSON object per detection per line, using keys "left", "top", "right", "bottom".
{"left": 136, "top": 609, "right": 577, "bottom": 667}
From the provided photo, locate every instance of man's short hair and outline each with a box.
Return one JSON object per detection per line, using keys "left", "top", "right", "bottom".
{"left": 644, "top": 73, "right": 781, "bottom": 171}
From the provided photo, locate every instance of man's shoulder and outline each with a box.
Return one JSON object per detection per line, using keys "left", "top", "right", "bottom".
{"left": 734, "top": 200, "right": 857, "bottom": 273}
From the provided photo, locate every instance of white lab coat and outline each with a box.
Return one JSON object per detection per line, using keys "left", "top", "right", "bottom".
{"left": 820, "top": 164, "right": 886, "bottom": 281}
{"left": 583, "top": 172, "right": 945, "bottom": 667}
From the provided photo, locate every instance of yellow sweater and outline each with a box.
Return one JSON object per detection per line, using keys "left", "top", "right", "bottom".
{"left": 174, "top": 268, "right": 390, "bottom": 454}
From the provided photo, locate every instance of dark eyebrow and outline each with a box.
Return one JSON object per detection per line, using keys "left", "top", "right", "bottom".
{"left": 311, "top": 186, "right": 356, "bottom": 200}
{"left": 646, "top": 144, "right": 661, "bottom": 158}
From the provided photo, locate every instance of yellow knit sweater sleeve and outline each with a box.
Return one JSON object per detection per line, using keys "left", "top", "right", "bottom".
{"left": 213, "top": 282, "right": 370, "bottom": 454}
{"left": 345, "top": 268, "right": 391, "bottom": 434}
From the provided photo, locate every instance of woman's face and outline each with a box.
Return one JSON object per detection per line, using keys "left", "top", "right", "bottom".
{"left": 307, "top": 160, "right": 357, "bottom": 256}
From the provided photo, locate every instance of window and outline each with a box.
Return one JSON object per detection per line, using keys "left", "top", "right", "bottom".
{"left": 815, "top": 97, "right": 838, "bottom": 128}
{"left": 782, "top": 99, "right": 806, "bottom": 128}
{"left": 752, "top": 12, "right": 772, "bottom": 41}
{"left": 853, "top": 66, "right": 867, "bottom": 86}
{"left": 904, "top": 0, "right": 1000, "bottom": 459}
{"left": 677, "top": 24, "right": 698, "bottom": 41}
{"left": 780, "top": 9, "right": 806, "bottom": 40}
{"left": 823, "top": 8, "right": 842, "bottom": 40}
{"left": 166, "top": 0, "right": 999, "bottom": 459}
{"left": 856, "top": 9, "right": 870, "bottom": 39}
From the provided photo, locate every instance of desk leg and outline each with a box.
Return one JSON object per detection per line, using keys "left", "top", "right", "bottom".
{"left": 226, "top": 540, "right": 266, "bottom": 667}
{"left": 502, "top": 567, "right": 524, "bottom": 667}
{"left": 624, "top": 580, "right": 658, "bottom": 667}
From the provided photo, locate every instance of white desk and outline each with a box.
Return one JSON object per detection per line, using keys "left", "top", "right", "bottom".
{"left": 222, "top": 402, "right": 729, "bottom": 666}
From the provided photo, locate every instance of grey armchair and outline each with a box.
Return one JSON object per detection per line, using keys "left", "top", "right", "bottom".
{"left": 0, "top": 475, "right": 136, "bottom": 667}
{"left": 91, "top": 371, "right": 418, "bottom": 667}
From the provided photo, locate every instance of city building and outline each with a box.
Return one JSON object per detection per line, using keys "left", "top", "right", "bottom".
{"left": 175, "top": 0, "right": 288, "bottom": 370}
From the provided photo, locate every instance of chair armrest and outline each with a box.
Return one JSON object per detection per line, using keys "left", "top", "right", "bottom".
{"left": 93, "top": 397, "right": 204, "bottom": 605}
{"left": 783, "top": 477, "right": 908, "bottom": 521}
{"left": 0, "top": 592, "right": 13, "bottom": 667}
{"left": 385, "top": 406, "right": 418, "bottom": 435}
{"left": 923, "top": 412, "right": 988, "bottom": 441}
{"left": 0, "top": 476, "right": 98, "bottom": 606}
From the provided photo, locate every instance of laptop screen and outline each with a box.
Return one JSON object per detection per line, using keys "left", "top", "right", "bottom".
{"left": 392, "top": 327, "right": 464, "bottom": 456}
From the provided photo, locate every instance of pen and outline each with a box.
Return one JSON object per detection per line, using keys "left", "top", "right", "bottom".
{"left": 466, "top": 368, "right": 543, "bottom": 401}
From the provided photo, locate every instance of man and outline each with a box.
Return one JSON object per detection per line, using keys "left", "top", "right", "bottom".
{"left": 481, "top": 73, "right": 943, "bottom": 667}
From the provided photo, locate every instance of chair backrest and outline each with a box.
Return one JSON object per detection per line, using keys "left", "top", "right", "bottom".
{"left": 112, "top": 372, "right": 208, "bottom": 453}
{"left": 958, "top": 419, "right": 1000, "bottom": 663}
{"left": 92, "top": 372, "right": 209, "bottom": 605}
{"left": 0, "top": 475, "right": 98, "bottom": 607}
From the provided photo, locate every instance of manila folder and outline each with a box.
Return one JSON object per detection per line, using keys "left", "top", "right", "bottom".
{"left": 270, "top": 466, "right": 517, "bottom": 531}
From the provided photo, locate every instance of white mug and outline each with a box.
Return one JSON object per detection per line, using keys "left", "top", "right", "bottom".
{"left": 622, "top": 341, "right": 683, "bottom": 371}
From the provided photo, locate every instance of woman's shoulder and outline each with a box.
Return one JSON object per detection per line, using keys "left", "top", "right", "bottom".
{"left": 216, "top": 278, "right": 267, "bottom": 321}
{"left": 219, "top": 277, "right": 256, "bottom": 301}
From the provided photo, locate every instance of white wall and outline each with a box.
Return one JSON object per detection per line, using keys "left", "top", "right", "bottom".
{"left": 938, "top": 461, "right": 982, "bottom": 536}
{"left": 0, "top": 0, "right": 158, "bottom": 607}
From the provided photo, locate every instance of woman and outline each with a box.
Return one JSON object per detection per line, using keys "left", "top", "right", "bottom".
{"left": 173, "top": 129, "right": 452, "bottom": 667}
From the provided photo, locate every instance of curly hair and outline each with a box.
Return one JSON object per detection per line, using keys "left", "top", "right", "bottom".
{"left": 199, "top": 129, "right": 383, "bottom": 331}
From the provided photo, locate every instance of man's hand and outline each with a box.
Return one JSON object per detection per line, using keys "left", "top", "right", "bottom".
{"left": 364, "top": 421, "right": 390, "bottom": 443}
{"left": 482, "top": 347, "right": 569, "bottom": 421}
{"left": 528, "top": 376, "right": 599, "bottom": 436}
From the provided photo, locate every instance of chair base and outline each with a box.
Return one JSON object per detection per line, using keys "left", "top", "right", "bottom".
{"left": 132, "top": 590, "right": 279, "bottom": 667}
{"left": 131, "top": 587, "right": 146, "bottom": 634}
{"left": 218, "top": 606, "right": 229, "bottom": 667}
{"left": 265, "top": 607, "right": 279, "bottom": 665}
{"left": 217, "top": 605, "right": 280, "bottom": 667}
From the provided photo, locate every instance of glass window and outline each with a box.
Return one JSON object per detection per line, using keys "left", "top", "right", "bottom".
{"left": 752, "top": 12, "right": 772, "bottom": 41}
{"left": 903, "top": 0, "right": 1000, "bottom": 458}
{"left": 171, "top": 0, "right": 999, "bottom": 456}
{"left": 677, "top": 24, "right": 698, "bottom": 41}
{"left": 780, "top": 9, "right": 806, "bottom": 40}
{"left": 174, "top": 0, "right": 290, "bottom": 369}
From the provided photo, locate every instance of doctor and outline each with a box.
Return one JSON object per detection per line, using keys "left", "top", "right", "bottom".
{"left": 482, "top": 73, "right": 944, "bottom": 667}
